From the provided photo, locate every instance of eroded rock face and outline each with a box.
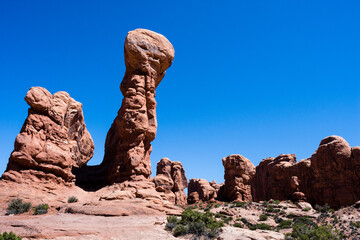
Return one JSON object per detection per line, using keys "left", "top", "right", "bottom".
{"left": 252, "top": 136, "right": 360, "bottom": 209}
{"left": 99, "top": 29, "right": 175, "bottom": 184}
{"left": 188, "top": 179, "right": 218, "bottom": 204}
{"left": 309, "top": 136, "right": 360, "bottom": 208}
{"left": 218, "top": 154, "right": 255, "bottom": 202}
{"left": 153, "top": 158, "right": 188, "bottom": 205}
{"left": 251, "top": 154, "right": 311, "bottom": 202}
{"left": 2, "top": 87, "right": 94, "bottom": 184}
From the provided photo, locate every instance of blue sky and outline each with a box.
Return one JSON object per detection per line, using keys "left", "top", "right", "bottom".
{"left": 1, "top": 1, "right": 359, "bottom": 184}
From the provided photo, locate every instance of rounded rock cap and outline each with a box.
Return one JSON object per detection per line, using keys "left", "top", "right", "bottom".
{"left": 124, "top": 29, "right": 175, "bottom": 76}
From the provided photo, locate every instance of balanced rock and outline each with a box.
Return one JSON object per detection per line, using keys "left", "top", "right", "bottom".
{"left": 188, "top": 179, "right": 218, "bottom": 204}
{"left": 153, "top": 158, "right": 188, "bottom": 205}
{"left": 99, "top": 29, "right": 175, "bottom": 184}
{"left": 218, "top": 154, "right": 255, "bottom": 202}
{"left": 2, "top": 87, "right": 94, "bottom": 184}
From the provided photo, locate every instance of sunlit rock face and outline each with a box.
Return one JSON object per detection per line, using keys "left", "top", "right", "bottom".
{"left": 217, "top": 154, "right": 255, "bottom": 202}
{"left": 251, "top": 135, "right": 360, "bottom": 209}
{"left": 101, "top": 29, "right": 175, "bottom": 183}
{"left": 2, "top": 87, "right": 94, "bottom": 184}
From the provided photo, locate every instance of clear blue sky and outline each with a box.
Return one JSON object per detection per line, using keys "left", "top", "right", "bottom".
{"left": 1, "top": 1, "right": 359, "bottom": 185}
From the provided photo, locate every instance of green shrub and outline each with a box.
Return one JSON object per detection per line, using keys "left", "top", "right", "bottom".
{"left": 269, "top": 200, "right": 280, "bottom": 205}
{"left": 0, "top": 232, "right": 22, "bottom": 240}
{"left": 167, "top": 209, "right": 224, "bottom": 238}
{"left": 314, "top": 203, "right": 330, "bottom": 213}
{"left": 350, "top": 221, "right": 360, "bottom": 228}
{"left": 33, "top": 204, "right": 49, "bottom": 215}
{"left": 302, "top": 207, "right": 311, "bottom": 212}
{"left": 233, "top": 222, "right": 243, "bottom": 228}
{"left": 188, "top": 222, "right": 206, "bottom": 236}
{"left": 249, "top": 223, "right": 272, "bottom": 231}
{"left": 288, "top": 225, "right": 341, "bottom": 239}
{"left": 278, "top": 219, "right": 292, "bottom": 229}
{"left": 67, "top": 196, "right": 78, "bottom": 203}
{"left": 266, "top": 206, "right": 280, "bottom": 213}
{"left": 6, "top": 199, "right": 31, "bottom": 215}
{"left": 259, "top": 214, "right": 268, "bottom": 221}
{"left": 233, "top": 201, "right": 246, "bottom": 208}
{"left": 173, "top": 224, "right": 189, "bottom": 237}
{"left": 240, "top": 218, "right": 248, "bottom": 224}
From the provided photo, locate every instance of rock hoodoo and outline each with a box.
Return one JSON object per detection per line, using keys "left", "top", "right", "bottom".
{"left": 98, "top": 29, "right": 174, "bottom": 184}
{"left": 153, "top": 158, "right": 188, "bottom": 205}
{"left": 218, "top": 154, "right": 255, "bottom": 202}
{"left": 2, "top": 87, "right": 94, "bottom": 184}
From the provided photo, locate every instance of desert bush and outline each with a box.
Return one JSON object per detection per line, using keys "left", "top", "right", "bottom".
{"left": 287, "top": 225, "right": 341, "bottom": 240}
{"left": 0, "top": 232, "right": 21, "bottom": 240}
{"left": 233, "top": 201, "right": 246, "bottom": 208}
{"left": 314, "top": 203, "right": 330, "bottom": 213}
{"left": 249, "top": 223, "right": 272, "bottom": 231}
{"left": 173, "top": 224, "right": 189, "bottom": 237}
{"left": 6, "top": 199, "right": 31, "bottom": 215}
{"left": 269, "top": 199, "right": 280, "bottom": 205}
{"left": 33, "top": 203, "right": 49, "bottom": 215}
{"left": 240, "top": 218, "right": 248, "bottom": 224}
{"left": 278, "top": 219, "right": 292, "bottom": 229}
{"left": 350, "top": 221, "right": 360, "bottom": 228}
{"left": 67, "top": 196, "right": 78, "bottom": 203}
{"left": 259, "top": 214, "right": 268, "bottom": 221}
{"left": 167, "top": 209, "right": 224, "bottom": 238}
{"left": 233, "top": 222, "right": 243, "bottom": 228}
{"left": 302, "top": 207, "right": 311, "bottom": 212}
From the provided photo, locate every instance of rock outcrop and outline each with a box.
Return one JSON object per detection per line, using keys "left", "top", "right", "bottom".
{"left": 187, "top": 179, "right": 218, "bottom": 204}
{"left": 77, "top": 29, "right": 175, "bottom": 186}
{"left": 153, "top": 158, "right": 188, "bottom": 205}
{"left": 251, "top": 154, "right": 311, "bottom": 202}
{"left": 2, "top": 87, "right": 94, "bottom": 184}
{"left": 252, "top": 135, "right": 360, "bottom": 208}
{"left": 218, "top": 154, "right": 255, "bottom": 202}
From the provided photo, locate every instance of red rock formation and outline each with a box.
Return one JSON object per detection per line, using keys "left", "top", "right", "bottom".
{"left": 252, "top": 136, "right": 360, "bottom": 209}
{"left": 2, "top": 87, "right": 94, "bottom": 184}
{"left": 309, "top": 136, "right": 360, "bottom": 208}
{"left": 218, "top": 154, "right": 255, "bottom": 202}
{"left": 98, "top": 29, "right": 174, "bottom": 184}
{"left": 153, "top": 158, "right": 188, "bottom": 205}
{"left": 188, "top": 179, "right": 218, "bottom": 204}
{"left": 251, "top": 154, "right": 311, "bottom": 202}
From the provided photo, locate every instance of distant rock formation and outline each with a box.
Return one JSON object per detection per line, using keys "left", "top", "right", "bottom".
{"left": 153, "top": 158, "right": 188, "bottom": 205}
{"left": 218, "top": 154, "right": 255, "bottom": 202}
{"left": 251, "top": 136, "right": 360, "bottom": 209}
{"left": 2, "top": 87, "right": 94, "bottom": 184}
{"left": 251, "top": 154, "right": 311, "bottom": 202}
{"left": 187, "top": 179, "right": 218, "bottom": 204}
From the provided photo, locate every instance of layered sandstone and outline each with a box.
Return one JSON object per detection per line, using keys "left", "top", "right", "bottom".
{"left": 252, "top": 136, "right": 360, "bottom": 208}
{"left": 187, "top": 179, "right": 218, "bottom": 204}
{"left": 79, "top": 29, "right": 175, "bottom": 185}
{"left": 153, "top": 158, "right": 188, "bottom": 205}
{"left": 218, "top": 154, "right": 255, "bottom": 202}
{"left": 1, "top": 87, "right": 94, "bottom": 184}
